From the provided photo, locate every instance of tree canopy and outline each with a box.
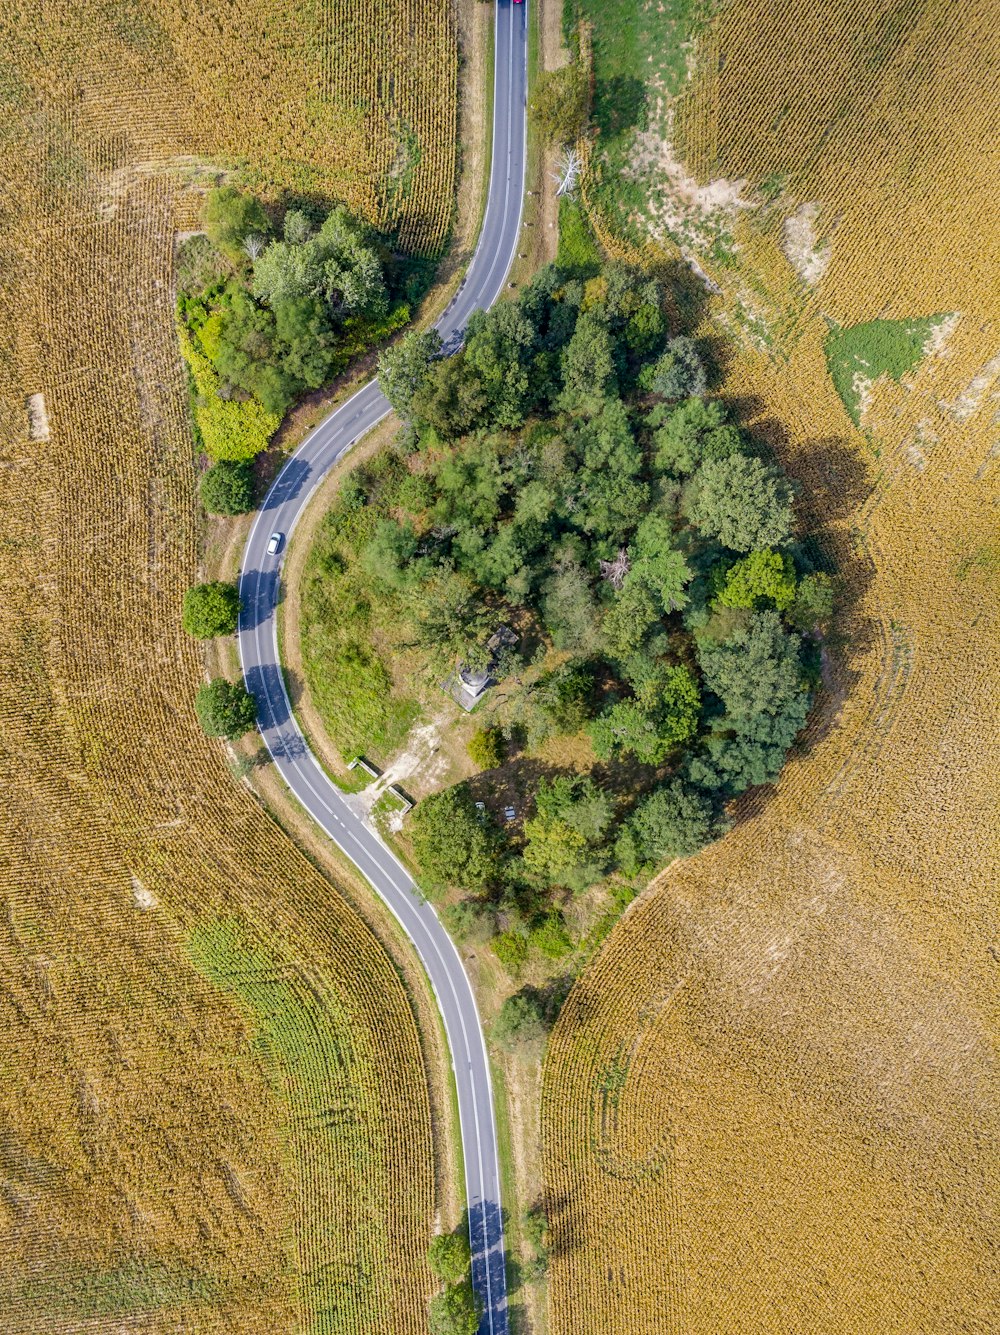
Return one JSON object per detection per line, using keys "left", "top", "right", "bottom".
{"left": 251, "top": 206, "right": 389, "bottom": 320}
{"left": 493, "top": 988, "right": 549, "bottom": 1051}
{"left": 377, "top": 328, "right": 443, "bottom": 420}
{"left": 639, "top": 335, "right": 707, "bottom": 401}
{"left": 305, "top": 260, "right": 829, "bottom": 970}
{"left": 194, "top": 678, "right": 257, "bottom": 739}
{"left": 199, "top": 459, "right": 254, "bottom": 515}
{"left": 684, "top": 454, "right": 795, "bottom": 552}
{"left": 409, "top": 785, "right": 502, "bottom": 893}
{"left": 531, "top": 64, "right": 589, "bottom": 145}
{"left": 182, "top": 582, "right": 241, "bottom": 638}
{"left": 615, "top": 779, "right": 715, "bottom": 875}
{"left": 179, "top": 194, "right": 406, "bottom": 455}
{"left": 428, "top": 1281, "right": 481, "bottom": 1335}
{"left": 427, "top": 1231, "right": 471, "bottom": 1285}
{"left": 203, "top": 186, "right": 269, "bottom": 262}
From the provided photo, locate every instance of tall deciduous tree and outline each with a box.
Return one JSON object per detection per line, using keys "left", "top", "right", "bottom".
{"left": 410, "top": 785, "right": 502, "bottom": 893}
{"left": 559, "top": 310, "right": 617, "bottom": 413}
{"left": 590, "top": 665, "right": 700, "bottom": 763}
{"left": 252, "top": 206, "right": 388, "bottom": 320}
{"left": 639, "top": 335, "right": 707, "bottom": 400}
{"left": 652, "top": 397, "right": 744, "bottom": 477}
{"left": 684, "top": 454, "right": 795, "bottom": 552}
{"left": 714, "top": 548, "right": 798, "bottom": 612}
{"left": 182, "top": 582, "right": 241, "bottom": 639}
{"left": 428, "top": 1280, "right": 481, "bottom": 1335}
{"left": 427, "top": 1231, "right": 471, "bottom": 1285}
{"left": 615, "top": 778, "right": 714, "bottom": 875}
{"left": 697, "top": 609, "right": 805, "bottom": 732}
{"left": 194, "top": 678, "right": 257, "bottom": 739}
{"left": 377, "top": 328, "right": 442, "bottom": 420}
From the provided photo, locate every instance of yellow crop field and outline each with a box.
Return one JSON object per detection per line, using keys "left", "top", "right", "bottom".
{"left": 0, "top": 1, "right": 459, "bottom": 1329}
{"left": 546, "top": 2, "right": 1000, "bottom": 1331}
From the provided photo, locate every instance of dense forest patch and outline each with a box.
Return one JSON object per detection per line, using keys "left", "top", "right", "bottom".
{"left": 176, "top": 187, "right": 427, "bottom": 464}
{"left": 304, "top": 262, "right": 832, "bottom": 964}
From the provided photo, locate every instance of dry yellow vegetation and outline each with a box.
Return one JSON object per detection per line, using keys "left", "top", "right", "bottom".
{"left": 0, "top": 1, "right": 459, "bottom": 1329}
{"left": 545, "top": 2, "right": 1000, "bottom": 1331}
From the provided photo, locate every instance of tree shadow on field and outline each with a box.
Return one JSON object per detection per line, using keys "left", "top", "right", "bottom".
{"left": 595, "top": 75, "right": 649, "bottom": 139}
{"left": 655, "top": 258, "right": 714, "bottom": 342}
{"left": 540, "top": 1189, "right": 586, "bottom": 1262}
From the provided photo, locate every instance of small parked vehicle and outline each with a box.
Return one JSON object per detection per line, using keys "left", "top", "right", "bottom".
{"left": 267, "top": 532, "right": 283, "bottom": 556}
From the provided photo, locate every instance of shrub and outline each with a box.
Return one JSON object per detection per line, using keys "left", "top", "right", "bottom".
{"left": 428, "top": 1279, "right": 481, "bottom": 1335}
{"left": 427, "top": 1231, "right": 471, "bottom": 1285}
{"left": 467, "top": 726, "right": 504, "bottom": 770}
{"left": 531, "top": 64, "right": 589, "bottom": 145}
{"left": 529, "top": 912, "right": 573, "bottom": 960}
{"left": 492, "top": 931, "right": 528, "bottom": 974}
{"left": 182, "top": 582, "right": 241, "bottom": 638}
{"left": 440, "top": 897, "right": 497, "bottom": 945}
{"left": 493, "top": 987, "right": 549, "bottom": 1051}
{"left": 203, "top": 186, "right": 269, "bottom": 262}
{"left": 194, "top": 678, "right": 257, "bottom": 739}
{"left": 177, "top": 324, "right": 279, "bottom": 461}
{"left": 200, "top": 459, "right": 255, "bottom": 514}
{"left": 522, "top": 1202, "right": 550, "bottom": 1279}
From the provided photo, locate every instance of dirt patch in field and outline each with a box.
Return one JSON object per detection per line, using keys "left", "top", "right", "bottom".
{"left": 630, "top": 102, "right": 751, "bottom": 250}
{"left": 781, "top": 202, "right": 832, "bottom": 286}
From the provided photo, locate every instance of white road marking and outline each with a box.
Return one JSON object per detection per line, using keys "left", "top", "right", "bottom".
{"left": 236, "top": 7, "right": 528, "bottom": 1330}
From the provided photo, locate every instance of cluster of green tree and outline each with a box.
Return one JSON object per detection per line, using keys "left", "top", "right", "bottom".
{"left": 426, "top": 1228, "right": 480, "bottom": 1335}
{"left": 183, "top": 584, "right": 255, "bottom": 742}
{"left": 365, "top": 261, "right": 831, "bottom": 957}
{"left": 520, "top": 1201, "right": 550, "bottom": 1283}
{"left": 177, "top": 187, "right": 411, "bottom": 464}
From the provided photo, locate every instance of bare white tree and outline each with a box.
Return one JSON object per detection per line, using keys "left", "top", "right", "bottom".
{"left": 242, "top": 233, "right": 266, "bottom": 261}
{"left": 600, "top": 547, "right": 631, "bottom": 590}
{"left": 550, "top": 147, "right": 582, "bottom": 198}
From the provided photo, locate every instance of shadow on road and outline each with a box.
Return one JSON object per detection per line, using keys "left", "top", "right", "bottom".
{"left": 238, "top": 568, "right": 282, "bottom": 631}
{"left": 471, "top": 1198, "right": 509, "bottom": 1335}
{"left": 261, "top": 455, "right": 313, "bottom": 511}
{"left": 244, "top": 659, "right": 293, "bottom": 735}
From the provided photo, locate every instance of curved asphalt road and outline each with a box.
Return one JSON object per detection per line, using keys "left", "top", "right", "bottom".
{"left": 237, "top": 4, "right": 527, "bottom": 1331}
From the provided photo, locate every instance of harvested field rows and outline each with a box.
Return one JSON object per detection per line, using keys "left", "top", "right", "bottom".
{"left": 0, "top": 2, "right": 457, "bottom": 1329}
{"left": 547, "top": 1, "right": 1000, "bottom": 1331}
